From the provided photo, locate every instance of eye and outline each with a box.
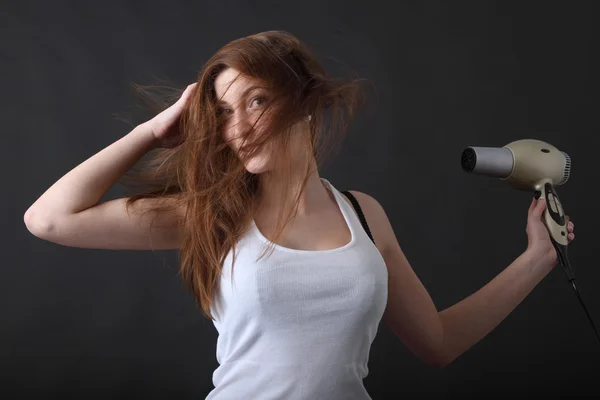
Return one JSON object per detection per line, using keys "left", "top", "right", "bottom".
{"left": 216, "top": 107, "right": 233, "bottom": 118}
{"left": 250, "top": 95, "right": 266, "bottom": 108}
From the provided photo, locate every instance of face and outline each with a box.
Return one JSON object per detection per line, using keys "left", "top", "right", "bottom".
{"left": 214, "top": 68, "right": 309, "bottom": 175}
{"left": 214, "top": 68, "right": 277, "bottom": 174}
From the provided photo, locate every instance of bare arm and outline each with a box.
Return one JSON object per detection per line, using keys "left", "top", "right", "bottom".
{"left": 24, "top": 84, "right": 197, "bottom": 250}
{"left": 350, "top": 191, "right": 574, "bottom": 368}
{"left": 26, "top": 123, "right": 156, "bottom": 218}
{"left": 383, "top": 238, "right": 554, "bottom": 368}
{"left": 24, "top": 123, "right": 186, "bottom": 250}
{"left": 435, "top": 249, "right": 554, "bottom": 366}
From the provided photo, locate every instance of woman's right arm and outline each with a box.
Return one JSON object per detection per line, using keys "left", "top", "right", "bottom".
{"left": 24, "top": 123, "right": 186, "bottom": 250}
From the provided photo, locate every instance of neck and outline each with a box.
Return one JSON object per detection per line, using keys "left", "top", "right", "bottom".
{"left": 255, "top": 156, "right": 329, "bottom": 222}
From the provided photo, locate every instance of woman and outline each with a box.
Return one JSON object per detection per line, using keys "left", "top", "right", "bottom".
{"left": 24, "top": 31, "right": 575, "bottom": 399}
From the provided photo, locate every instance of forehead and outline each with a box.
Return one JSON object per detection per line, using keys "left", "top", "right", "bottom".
{"left": 214, "top": 68, "right": 262, "bottom": 104}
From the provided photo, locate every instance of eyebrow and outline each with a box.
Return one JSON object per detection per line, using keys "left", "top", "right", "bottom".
{"left": 216, "top": 85, "right": 265, "bottom": 107}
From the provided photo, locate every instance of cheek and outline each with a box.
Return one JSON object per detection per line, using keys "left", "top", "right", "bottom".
{"left": 244, "top": 145, "right": 269, "bottom": 163}
{"left": 242, "top": 143, "right": 275, "bottom": 170}
{"left": 222, "top": 128, "right": 233, "bottom": 147}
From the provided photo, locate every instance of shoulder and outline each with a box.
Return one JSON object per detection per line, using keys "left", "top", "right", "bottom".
{"left": 340, "top": 190, "right": 395, "bottom": 254}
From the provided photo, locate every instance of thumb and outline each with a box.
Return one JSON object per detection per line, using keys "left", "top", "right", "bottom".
{"left": 531, "top": 197, "right": 547, "bottom": 218}
{"left": 528, "top": 197, "right": 537, "bottom": 214}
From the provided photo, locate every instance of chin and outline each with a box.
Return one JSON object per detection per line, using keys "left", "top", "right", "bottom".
{"left": 243, "top": 155, "right": 272, "bottom": 174}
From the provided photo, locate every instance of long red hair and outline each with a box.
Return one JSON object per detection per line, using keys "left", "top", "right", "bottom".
{"left": 121, "top": 31, "right": 364, "bottom": 319}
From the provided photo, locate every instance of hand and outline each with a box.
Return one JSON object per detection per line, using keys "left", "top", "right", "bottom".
{"left": 146, "top": 83, "right": 198, "bottom": 148}
{"left": 525, "top": 197, "right": 575, "bottom": 267}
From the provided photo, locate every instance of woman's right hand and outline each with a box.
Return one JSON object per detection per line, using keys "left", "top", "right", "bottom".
{"left": 146, "top": 82, "right": 198, "bottom": 148}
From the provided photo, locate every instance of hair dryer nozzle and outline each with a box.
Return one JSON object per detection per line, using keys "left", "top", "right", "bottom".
{"left": 461, "top": 147, "right": 514, "bottom": 178}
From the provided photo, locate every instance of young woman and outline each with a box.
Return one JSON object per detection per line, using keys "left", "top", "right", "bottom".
{"left": 24, "top": 30, "right": 575, "bottom": 399}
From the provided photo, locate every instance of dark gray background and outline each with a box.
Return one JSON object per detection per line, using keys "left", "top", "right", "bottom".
{"left": 2, "top": 0, "right": 598, "bottom": 398}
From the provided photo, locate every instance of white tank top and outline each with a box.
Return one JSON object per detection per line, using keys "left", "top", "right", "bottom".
{"left": 206, "top": 178, "right": 388, "bottom": 399}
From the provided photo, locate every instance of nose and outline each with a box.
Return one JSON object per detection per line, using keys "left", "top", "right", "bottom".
{"left": 229, "top": 109, "right": 253, "bottom": 140}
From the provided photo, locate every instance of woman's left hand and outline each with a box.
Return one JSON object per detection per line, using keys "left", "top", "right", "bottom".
{"left": 525, "top": 197, "right": 575, "bottom": 266}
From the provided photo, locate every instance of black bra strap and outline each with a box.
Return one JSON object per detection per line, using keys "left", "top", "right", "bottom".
{"left": 341, "top": 190, "right": 375, "bottom": 245}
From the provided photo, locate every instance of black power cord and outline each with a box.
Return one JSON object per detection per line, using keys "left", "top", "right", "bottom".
{"left": 553, "top": 241, "right": 600, "bottom": 344}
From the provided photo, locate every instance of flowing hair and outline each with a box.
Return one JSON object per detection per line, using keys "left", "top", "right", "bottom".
{"left": 120, "top": 30, "right": 365, "bottom": 319}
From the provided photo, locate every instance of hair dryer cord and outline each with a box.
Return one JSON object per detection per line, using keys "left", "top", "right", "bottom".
{"left": 554, "top": 242, "right": 600, "bottom": 344}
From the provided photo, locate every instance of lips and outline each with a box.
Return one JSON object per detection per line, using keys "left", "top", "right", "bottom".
{"left": 239, "top": 147, "right": 251, "bottom": 157}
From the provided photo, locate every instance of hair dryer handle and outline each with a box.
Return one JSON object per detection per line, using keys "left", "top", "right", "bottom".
{"left": 535, "top": 182, "right": 569, "bottom": 246}
{"left": 535, "top": 183, "right": 576, "bottom": 282}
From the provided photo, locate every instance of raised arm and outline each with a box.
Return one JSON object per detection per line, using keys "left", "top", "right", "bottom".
{"left": 24, "top": 83, "right": 197, "bottom": 250}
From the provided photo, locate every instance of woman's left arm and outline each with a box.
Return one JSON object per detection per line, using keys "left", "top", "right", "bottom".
{"left": 353, "top": 192, "right": 574, "bottom": 368}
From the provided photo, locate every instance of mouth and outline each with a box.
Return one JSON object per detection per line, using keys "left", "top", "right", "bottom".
{"left": 240, "top": 143, "right": 255, "bottom": 152}
{"left": 239, "top": 147, "right": 251, "bottom": 158}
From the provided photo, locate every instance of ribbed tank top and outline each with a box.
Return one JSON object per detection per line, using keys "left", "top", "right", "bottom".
{"left": 206, "top": 178, "right": 389, "bottom": 399}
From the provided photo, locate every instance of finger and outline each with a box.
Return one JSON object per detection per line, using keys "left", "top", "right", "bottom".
{"left": 531, "top": 197, "right": 546, "bottom": 218}
{"left": 179, "top": 83, "right": 198, "bottom": 101}
{"left": 563, "top": 215, "right": 572, "bottom": 231}
{"left": 528, "top": 197, "right": 537, "bottom": 215}
{"left": 568, "top": 233, "right": 575, "bottom": 241}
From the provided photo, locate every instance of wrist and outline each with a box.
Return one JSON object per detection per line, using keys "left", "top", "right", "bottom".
{"left": 523, "top": 245, "right": 556, "bottom": 272}
{"left": 133, "top": 122, "right": 160, "bottom": 150}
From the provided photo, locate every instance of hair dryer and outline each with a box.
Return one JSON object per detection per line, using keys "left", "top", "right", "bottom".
{"left": 461, "top": 139, "right": 571, "bottom": 248}
{"left": 461, "top": 139, "right": 599, "bottom": 343}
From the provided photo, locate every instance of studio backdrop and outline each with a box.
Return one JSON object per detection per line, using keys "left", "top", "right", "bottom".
{"left": 2, "top": 0, "right": 598, "bottom": 398}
